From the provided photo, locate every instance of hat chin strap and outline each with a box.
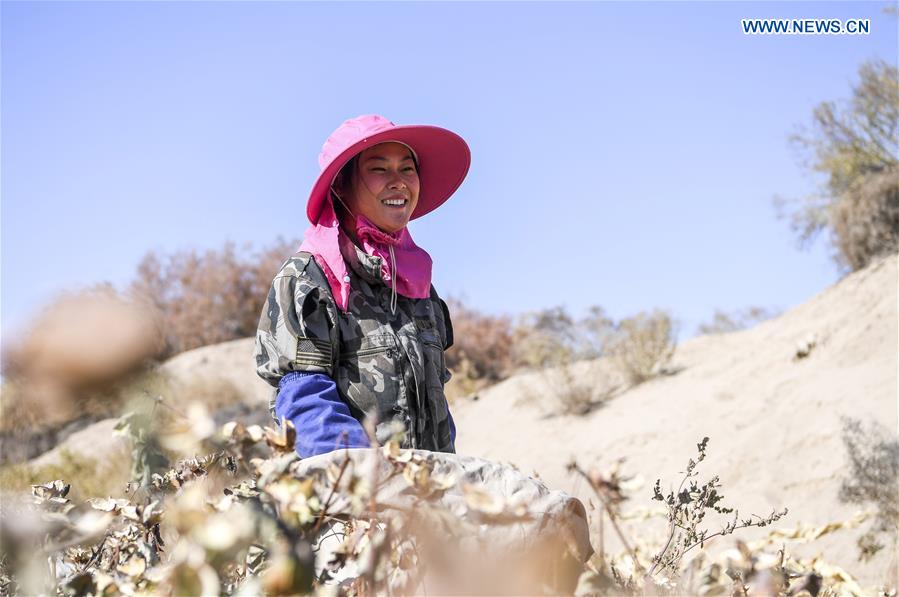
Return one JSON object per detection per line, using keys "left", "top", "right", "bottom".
{"left": 388, "top": 245, "right": 397, "bottom": 315}
{"left": 330, "top": 187, "right": 358, "bottom": 221}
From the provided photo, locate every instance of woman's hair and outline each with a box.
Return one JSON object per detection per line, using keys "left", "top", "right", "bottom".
{"left": 330, "top": 156, "right": 358, "bottom": 220}
{"left": 332, "top": 155, "right": 359, "bottom": 197}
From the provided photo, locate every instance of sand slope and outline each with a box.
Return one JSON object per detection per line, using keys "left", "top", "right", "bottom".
{"left": 452, "top": 253, "right": 897, "bottom": 586}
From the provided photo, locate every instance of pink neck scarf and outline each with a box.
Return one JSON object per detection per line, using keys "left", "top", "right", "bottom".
{"left": 298, "top": 200, "right": 432, "bottom": 313}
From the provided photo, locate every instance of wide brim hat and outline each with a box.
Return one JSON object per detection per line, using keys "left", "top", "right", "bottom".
{"left": 307, "top": 114, "right": 471, "bottom": 225}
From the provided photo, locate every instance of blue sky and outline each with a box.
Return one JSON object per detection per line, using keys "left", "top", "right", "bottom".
{"left": 2, "top": 1, "right": 896, "bottom": 343}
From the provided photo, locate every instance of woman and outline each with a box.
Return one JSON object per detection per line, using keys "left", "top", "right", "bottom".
{"left": 254, "top": 114, "right": 470, "bottom": 458}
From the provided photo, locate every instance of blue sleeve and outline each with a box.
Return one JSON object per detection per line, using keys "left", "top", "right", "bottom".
{"left": 274, "top": 371, "right": 370, "bottom": 458}
{"left": 447, "top": 404, "right": 456, "bottom": 445}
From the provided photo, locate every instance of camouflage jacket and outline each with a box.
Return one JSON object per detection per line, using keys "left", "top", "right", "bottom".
{"left": 254, "top": 242, "right": 455, "bottom": 453}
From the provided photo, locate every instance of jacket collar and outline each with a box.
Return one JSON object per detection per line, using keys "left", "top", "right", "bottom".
{"left": 339, "top": 232, "right": 383, "bottom": 285}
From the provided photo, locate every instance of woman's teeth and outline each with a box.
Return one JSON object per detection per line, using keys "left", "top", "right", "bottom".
{"left": 381, "top": 199, "right": 406, "bottom": 207}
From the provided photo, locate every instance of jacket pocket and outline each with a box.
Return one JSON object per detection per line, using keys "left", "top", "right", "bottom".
{"left": 416, "top": 327, "right": 447, "bottom": 388}
{"left": 336, "top": 334, "right": 403, "bottom": 427}
{"left": 419, "top": 334, "right": 453, "bottom": 451}
{"left": 422, "top": 341, "right": 447, "bottom": 390}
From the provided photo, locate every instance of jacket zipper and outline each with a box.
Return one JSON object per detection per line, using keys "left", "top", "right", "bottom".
{"left": 339, "top": 346, "right": 391, "bottom": 359}
{"left": 398, "top": 340, "right": 420, "bottom": 450}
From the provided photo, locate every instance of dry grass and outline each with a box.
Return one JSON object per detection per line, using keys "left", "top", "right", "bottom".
{"left": 0, "top": 447, "right": 131, "bottom": 501}
{"left": 547, "top": 363, "right": 604, "bottom": 416}
{"left": 608, "top": 310, "right": 678, "bottom": 386}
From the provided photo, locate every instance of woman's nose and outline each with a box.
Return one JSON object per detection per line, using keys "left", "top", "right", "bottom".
{"left": 387, "top": 171, "right": 407, "bottom": 189}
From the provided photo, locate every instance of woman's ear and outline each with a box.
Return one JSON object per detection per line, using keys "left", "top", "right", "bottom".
{"left": 333, "top": 157, "right": 358, "bottom": 201}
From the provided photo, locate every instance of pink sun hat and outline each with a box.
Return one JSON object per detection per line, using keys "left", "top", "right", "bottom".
{"left": 306, "top": 114, "right": 471, "bottom": 224}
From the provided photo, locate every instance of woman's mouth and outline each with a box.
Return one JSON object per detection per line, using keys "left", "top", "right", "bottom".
{"left": 381, "top": 198, "right": 408, "bottom": 208}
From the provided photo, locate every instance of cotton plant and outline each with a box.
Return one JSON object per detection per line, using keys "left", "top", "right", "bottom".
{"left": 0, "top": 408, "right": 885, "bottom": 596}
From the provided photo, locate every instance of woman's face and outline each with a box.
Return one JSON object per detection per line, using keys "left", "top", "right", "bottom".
{"left": 342, "top": 142, "right": 420, "bottom": 234}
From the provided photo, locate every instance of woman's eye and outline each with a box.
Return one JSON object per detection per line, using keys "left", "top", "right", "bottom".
{"left": 370, "top": 167, "right": 386, "bottom": 172}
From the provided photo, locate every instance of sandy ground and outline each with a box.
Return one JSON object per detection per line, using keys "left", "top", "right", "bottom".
{"left": 32, "top": 253, "right": 897, "bottom": 588}
{"left": 452, "top": 253, "right": 897, "bottom": 588}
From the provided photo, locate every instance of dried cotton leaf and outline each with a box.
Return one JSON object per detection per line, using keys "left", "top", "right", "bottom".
{"left": 89, "top": 497, "right": 129, "bottom": 512}
{"left": 117, "top": 555, "right": 147, "bottom": 578}
{"left": 462, "top": 483, "right": 504, "bottom": 515}
{"left": 75, "top": 510, "right": 115, "bottom": 535}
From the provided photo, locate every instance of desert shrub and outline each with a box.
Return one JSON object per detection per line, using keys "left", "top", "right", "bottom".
{"left": 556, "top": 368, "right": 595, "bottom": 416}
{"left": 511, "top": 306, "right": 614, "bottom": 370}
{"left": 832, "top": 167, "right": 899, "bottom": 271}
{"left": 130, "top": 237, "right": 300, "bottom": 359}
{"left": 697, "top": 306, "right": 780, "bottom": 335}
{"left": 839, "top": 416, "right": 899, "bottom": 562}
{"left": 542, "top": 364, "right": 611, "bottom": 416}
{"left": 581, "top": 306, "right": 617, "bottom": 358}
{"left": 780, "top": 59, "right": 899, "bottom": 272}
{"left": 647, "top": 437, "right": 787, "bottom": 575}
{"left": 511, "top": 306, "right": 675, "bottom": 413}
{"left": 511, "top": 307, "right": 578, "bottom": 369}
{"left": 608, "top": 310, "right": 677, "bottom": 386}
{"left": 510, "top": 307, "right": 616, "bottom": 415}
{"left": 443, "top": 298, "right": 514, "bottom": 388}
{"left": 517, "top": 360, "right": 618, "bottom": 417}
{"left": 571, "top": 438, "right": 787, "bottom": 587}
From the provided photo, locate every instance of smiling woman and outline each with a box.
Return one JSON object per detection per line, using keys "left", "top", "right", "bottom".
{"left": 332, "top": 142, "right": 421, "bottom": 235}
{"left": 253, "top": 114, "right": 471, "bottom": 458}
